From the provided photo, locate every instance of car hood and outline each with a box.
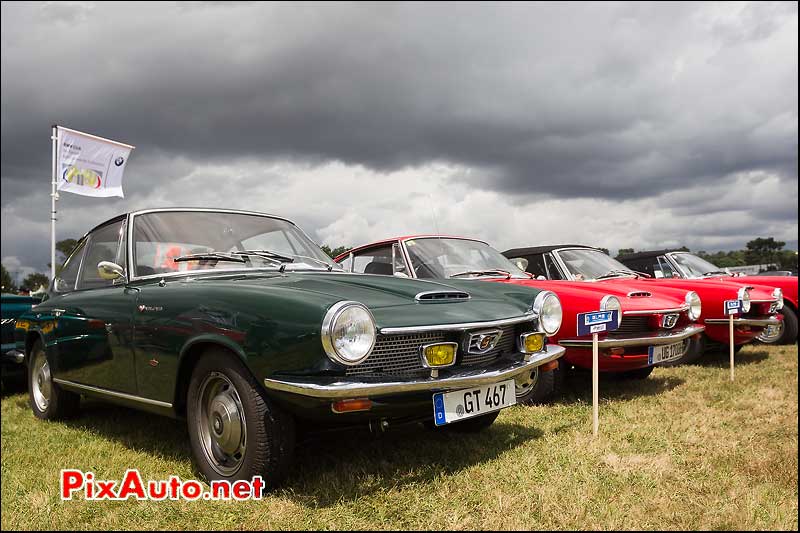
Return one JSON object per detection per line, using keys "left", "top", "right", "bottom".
{"left": 175, "top": 271, "right": 542, "bottom": 329}
{"left": 488, "top": 277, "right": 689, "bottom": 314}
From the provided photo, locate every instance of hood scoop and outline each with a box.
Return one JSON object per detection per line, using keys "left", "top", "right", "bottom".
{"left": 415, "top": 290, "right": 471, "bottom": 302}
{"left": 627, "top": 290, "right": 652, "bottom": 298}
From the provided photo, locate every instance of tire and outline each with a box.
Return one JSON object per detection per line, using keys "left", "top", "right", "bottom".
{"left": 658, "top": 337, "right": 703, "bottom": 367}
{"left": 514, "top": 368, "right": 555, "bottom": 405}
{"left": 28, "top": 341, "right": 80, "bottom": 420}
{"left": 771, "top": 306, "right": 798, "bottom": 345}
{"left": 186, "top": 348, "right": 295, "bottom": 489}
{"left": 439, "top": 410, "right": 500, "bottom": 433}
{"left": 613, "top": 365, "right": 654, "bottom": 380}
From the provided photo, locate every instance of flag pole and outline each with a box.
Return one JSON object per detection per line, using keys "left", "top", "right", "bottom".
{"left": 51, "top": 125, "right": 58, "bottom": 283}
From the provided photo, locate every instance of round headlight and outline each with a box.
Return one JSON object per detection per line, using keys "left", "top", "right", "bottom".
{"left": 773, "top": 288, "right": 784, "bottom": 310}
{"left": 685, "top": 291, "right": 702, "bottom": 321}
{"left": 533, "top": 290, "right": 562, "bottom": 336}
{"left": 600, "top": 295, "right": 623, "bottom": 328}
{"left": 737, "top": 287, "right": 751, "bottom": 313}
{"left": 321, "top": 301, "right": 376, "bottom": 365}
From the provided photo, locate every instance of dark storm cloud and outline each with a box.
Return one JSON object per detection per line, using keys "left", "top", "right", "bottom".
{"left": 1, "top": 2, "right": 797, "bottom": 273}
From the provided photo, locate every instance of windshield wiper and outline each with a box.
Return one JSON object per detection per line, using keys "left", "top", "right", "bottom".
{"left": 233, "top": 249, "right": 295, "bottom": 263}
{"left": 173, "top": 252, "right": 247, "bottom": 264}
{"left": 595, "top": 269, "right": 639, "bottom": 280}
{"left": 703, "top": 270, "right": 729, "bottom": 277}
{"left": 289, "top": 254, "right": 335, "bottom": 271}
{"left": 450, "top": 269, "right": 511, "bottom": 279}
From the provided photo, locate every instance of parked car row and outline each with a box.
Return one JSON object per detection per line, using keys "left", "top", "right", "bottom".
{"left": 9, "top": 208, "right": 797, "bottom": 489}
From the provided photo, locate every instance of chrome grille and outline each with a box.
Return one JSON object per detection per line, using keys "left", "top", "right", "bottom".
{"left": 345, "top": 323, "right": 529, "bottom": 377}
{"left": 461, "top": 324, "right": 518, "bottom": 366}
{"left": 609, "top": 315, "right": 652, "bottom": 337}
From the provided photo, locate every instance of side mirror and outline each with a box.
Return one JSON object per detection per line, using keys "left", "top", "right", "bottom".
{"left": 53, "top": 278, "right": 69, "bottom": 292}
{"left": 510, "top": 257, "right": 529, "bottom": 272}
{"left": 98, "top": 261, "right": 124, "bottom": 281}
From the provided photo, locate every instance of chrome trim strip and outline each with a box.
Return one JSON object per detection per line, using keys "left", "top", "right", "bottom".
{"left": 704, "top": 317, "right": 781, "bottom": 326}
{"left": 52, "top": 379, "right": 173, "bottom": 408}
{"left": 379, "top": 314, "right": 537, "bottom": 335}
{"left": 263, "top": 345, "right": 565, "bottom": 399}
{"left": 624, "top": 304, "right": 690, "bottom": 315}
{"left": 558, "top": 325, "right": 705, "bottom": 348}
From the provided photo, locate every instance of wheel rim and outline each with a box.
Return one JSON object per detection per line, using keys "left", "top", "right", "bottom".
{"left": 757, "top": 321, "right": 784, "bottom": 343}
{"left": 196, "top": 372, "right": 247, "bottom": 477}
{"left": 515, "top": 369, "right": 539, "bottom": 397}
{"left": 31, "top": 349, "right": 52, "bottom": 412}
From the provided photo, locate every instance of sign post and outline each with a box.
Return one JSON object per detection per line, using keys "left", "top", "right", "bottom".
{"left": 724, "top": 299, "right": 742, "bottom": 382}
{"left": 577, "top": 309, "right": 620, "bottom": 436}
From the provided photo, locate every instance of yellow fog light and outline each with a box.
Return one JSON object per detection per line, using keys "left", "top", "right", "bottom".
{"left": 419, "top": 342, "right": 458, "bottom": 368}
{"left": 519, "top": 332, "right": 545, "bottom": 354}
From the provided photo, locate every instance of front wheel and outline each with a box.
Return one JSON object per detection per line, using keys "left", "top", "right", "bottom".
{"left": 28, "top": 341, "right": 80, "bottom": 420}
{"left": 515, "top": 368, "right": 555, "bottom": 405}
{"left": 758, "top": 306, "right": 798, "bottom": 345}
{"left": 187, "top": 348, "right": 295, "bottom": 489}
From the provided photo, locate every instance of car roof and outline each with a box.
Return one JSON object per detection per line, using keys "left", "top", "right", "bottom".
{"left": 616, "top": 249, "right": 683, "bottom": 261}
{"left": 501, "top": 244, "right": 597, "bottom": 257}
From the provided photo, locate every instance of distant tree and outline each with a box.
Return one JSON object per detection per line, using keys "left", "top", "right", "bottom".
{"left": 1, "top": 264, "right": 15, "bottom": 292}
{"left": 48, "top": 237, "right": 80, "bottom": 275}
{"left": 597, "top": 247, "right": 610, "bottom": 255}
{"left": 745, "top": 237, "right": 785, "bottom": 266}
{"left": 320, "top": 245, "right": 350, "bottom": 259}
{"left": 675, "top": 246, "right": 690, "bottom": 252}
{"left": 616, "top": 248, "right": 635, "bottom": 258}
{"left": 21, "top": 273, "right": 49, "bottom": 292}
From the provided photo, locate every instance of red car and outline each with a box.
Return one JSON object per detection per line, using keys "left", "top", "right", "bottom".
{"left": 334, "top": 236, "right": 706, "bottom": 400}
{"left": 502, "top": 245, "right": 782, "bottom": 364}
{"left": 616, "top": 249, "right": 797, "bottom": 345}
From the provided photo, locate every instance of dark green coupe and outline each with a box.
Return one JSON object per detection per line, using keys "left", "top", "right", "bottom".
{"left": 16, "top": 208, "right": 564, "bottom": 487}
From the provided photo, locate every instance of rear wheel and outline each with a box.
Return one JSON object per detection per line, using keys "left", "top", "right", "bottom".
{"left": 515, "top": 368, "right": 555, "bottom": 405}
{"left": 28, "top": 341, "right": 80, "bottom": 420}
{"left": 187, "top": 348, "right": 295, "bottom": 489}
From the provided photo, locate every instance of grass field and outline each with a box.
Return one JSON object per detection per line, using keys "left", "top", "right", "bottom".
{"left": 1, "top": 344, "right": 797, "bottom": 530}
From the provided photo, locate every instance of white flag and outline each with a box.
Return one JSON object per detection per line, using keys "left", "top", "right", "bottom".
{"left": 56, "top": 126, "right": 134, "bottom": 198}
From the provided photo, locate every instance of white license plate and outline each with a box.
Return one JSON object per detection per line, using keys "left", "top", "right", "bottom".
{"left": 648, "top": 341, "right": 685, "bottom": 365}
{"left": 432, "top": 379, "right": 516, "bottom": 426}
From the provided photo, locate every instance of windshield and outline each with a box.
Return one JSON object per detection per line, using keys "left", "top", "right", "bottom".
{"left": 132, "top": 211, "right": 339, "bottom": 277}
{"left": 669, "top": 252, "right": 728, "bottom": 278}
{"left": 404, "top": 238, "right": 528, "bottom": 279}
{"left": 556, "top": 248, "right": 635, "bottom": 281}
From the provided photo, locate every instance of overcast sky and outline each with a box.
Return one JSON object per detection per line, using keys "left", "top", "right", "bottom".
{"left": 1, "top": 1, "right": 797, "bottom": 281}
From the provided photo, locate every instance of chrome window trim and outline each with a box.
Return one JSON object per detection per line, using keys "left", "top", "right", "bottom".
{"left": 544, "top": 252, "right": 568, "bottom": 280}
{"left": 379, "top": 313, "right": 536, "bottom": 335}
{"left": 52, "top": 378, "right": 172, "bottom": 408}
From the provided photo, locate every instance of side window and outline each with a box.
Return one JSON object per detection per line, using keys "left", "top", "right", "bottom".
{"left": 352, "top": 245, "right": 394, "bottom": 276}
{"left": 522, "top": 254, "right": 547, "bottom": 278}
{"left": 392, "top": 243, "right": 409, "bottom": 277}
{"left": 544, "top": 253, "right": 565, "bottom": 280}
{"left": 77, "top": 220, "right": 125, "bottom": 290}
{"left": 655, "top": 256, "right": 676, "bottom": 278}
{"left": 54, "top": 240, "right": 87, "bottom": 293}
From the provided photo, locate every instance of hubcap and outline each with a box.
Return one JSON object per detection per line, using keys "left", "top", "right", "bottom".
{"left": 31, "top": 350, "right": 52, "bottom": 412}
{"left": 515, "top": 368, "right": 539, "bottom": 397}
{"left": 196, "top": 372, "right": 246, "bottom": 476}
{"left": 757, "top": 321, "right": 784, "bottom": 343}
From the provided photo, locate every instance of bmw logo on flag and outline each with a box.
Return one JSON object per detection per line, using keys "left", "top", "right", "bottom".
{"left": 114, "top": 156, "right": 125, "bottom": 166}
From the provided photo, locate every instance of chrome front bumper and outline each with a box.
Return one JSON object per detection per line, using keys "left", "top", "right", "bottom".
{"left": 704, "top": 317, "right": 780, "bottom": 327}
{"left": 1, "top": 349, "right": 25, "bottom": 364}
{"left": 558, "top": 324, "right": 705, "bottom": 349}
{"left": 263, "top": 344, "right": 565, "bottom": 399}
